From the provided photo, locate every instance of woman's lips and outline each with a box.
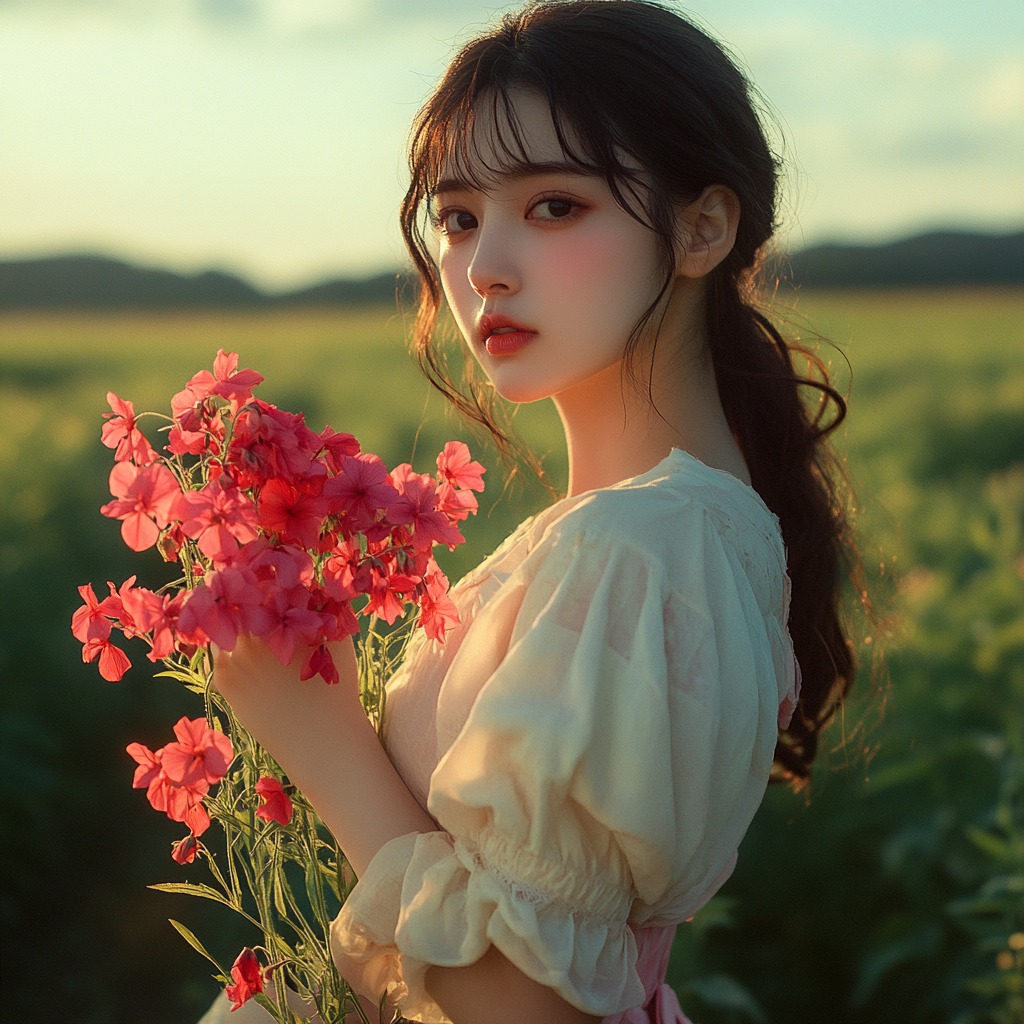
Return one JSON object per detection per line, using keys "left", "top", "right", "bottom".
{"left": 484, "top": 330, "right": 536, "bottom": 355}
{"left": 479, "top": 314, "right": 537, "bottom": 356}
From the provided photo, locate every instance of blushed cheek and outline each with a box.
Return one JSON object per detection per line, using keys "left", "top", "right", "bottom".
{"left": 540, "top": 230, "right": 659, "bottom": 323}
{"left": 539, "top": 234, "right": 621, "bottom": 295}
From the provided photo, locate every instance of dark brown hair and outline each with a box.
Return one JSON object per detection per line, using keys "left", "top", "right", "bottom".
{"left": 399, "top": 0, "right": 857, "bottom": 783}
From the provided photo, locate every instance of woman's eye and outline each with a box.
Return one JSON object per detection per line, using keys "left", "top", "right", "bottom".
{"left": 441, "top": 210, "right": 477, "bottom": 235}
{"left": 529, "top": 198, "right": 577, "bottom": 221}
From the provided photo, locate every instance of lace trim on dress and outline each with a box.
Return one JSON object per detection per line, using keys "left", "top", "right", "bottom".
{"left": 468, "top": 826, "right": 633, "bottom": 928}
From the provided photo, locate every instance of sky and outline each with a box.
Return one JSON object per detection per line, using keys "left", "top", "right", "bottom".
{"left": 1, "top": 0, "right": 1022, "bottom": 289}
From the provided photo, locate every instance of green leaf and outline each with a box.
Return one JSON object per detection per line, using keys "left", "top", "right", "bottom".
{"left": 149, "top": 881, "right": 237, "bottom": 910}
{"left": 154, "top": 668, "right": 201, "bottom": 685}
{"left": 688, "top": 974, "right": 768, "bottom": 1023}
{"left": 168, "top": 918, "right": 226, "bottom": 973}
{"left": 305, "top": 857, "right": 329, "bottom": 930}
{"left": 967, "top": 825, "right": 1012, "bottom": 863}
{"left": 317, "top": 856, "right": 341, "bottom": 902}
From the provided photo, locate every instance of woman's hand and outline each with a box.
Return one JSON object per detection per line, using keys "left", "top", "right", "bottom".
{"left": 211, "top": 633, "right": 436, "bottom": 877}
{"left": 213, "top": 636, "right": 360, "bottom": 760}
{"left": 212, "top": 636, "right": 595, "bottom": 1022}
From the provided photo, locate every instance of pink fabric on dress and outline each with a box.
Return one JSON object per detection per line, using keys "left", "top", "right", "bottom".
{"left": 602, "top": 925, "right": 693, "bottom": 1024}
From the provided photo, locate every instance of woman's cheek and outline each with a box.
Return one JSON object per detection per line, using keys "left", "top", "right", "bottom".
{"left": 536, "top": 232, "right": 622, "bottom": 297}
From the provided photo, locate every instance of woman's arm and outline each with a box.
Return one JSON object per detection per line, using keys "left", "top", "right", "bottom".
{"left": 214, "top": 635, "right": 435, "bottom": 876}
{"left": 213, "top": 637, "right": 600, "bottom": 1024}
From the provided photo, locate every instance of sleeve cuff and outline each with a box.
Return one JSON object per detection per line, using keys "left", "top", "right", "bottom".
{"left": 331, "top": 829, "right": 645, "bottom": 1021}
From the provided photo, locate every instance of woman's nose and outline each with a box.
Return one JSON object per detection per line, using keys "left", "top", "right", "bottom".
{"left": 466, "top": 225, "right": 520, "bottom": 298}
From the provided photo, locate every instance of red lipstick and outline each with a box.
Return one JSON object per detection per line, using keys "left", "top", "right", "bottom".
{"left": 479, "top": 313, "right": 537, "bottom": 356}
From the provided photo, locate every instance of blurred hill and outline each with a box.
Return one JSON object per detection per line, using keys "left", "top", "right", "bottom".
{"left": 1, "top": 230, "right": 1022, "bottom": 309}
{"left": 782, "top": 230, "right": 1024, "bottom": 288}
{"left": 0, "top": 256, "right": 402, "bottom": 310}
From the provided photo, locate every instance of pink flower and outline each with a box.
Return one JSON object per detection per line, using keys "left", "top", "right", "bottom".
{"left": 258, "top": 478, "right": 328, "bottom": 550}
{"left": 227, "top": 400, "right": 317, "bottom": 487}
{"left": 261, "top": 589, "right": 322, "bottom": 666}
{"left": 224, "top": 948, "right": 264, "bottom": 1011}
{"left": 323, "top": 454, "right": 404, "bottom": 534}
{"left": 170, "top": 350, "right": 262, "bottom": 428}
{"left": 82, "top": 637, "right": 131, "bottom": 681}
{"left": 71, "top": 583, "right": 116, "bottom": 643}
{"left": 316, "top": 426, "right": 360, "bottom": 473}
{"left": 396, "top": 473, "right": 464, "bottom": 551}
{"left": 436, "top": 479, "right": 479, "bottom": 521}
{"left": 126, "top": 720, "right": 230, "bottom": 835}
{"left": 171, "top": 832, "right": 200, "bottom": 864}
{"left": 255, "top": 776, "right": 294, "bottom": 826}
{"left": 126, "top": 739, "right": 210, "bottom": 832}
{"left": 366, "top": 567, "right": 418, "bottom": 625}
{"left": 160, "top": 716, "right": 234, "bottom": 789}
{"left": 321, "top": 538, "right": 370, "bottom": 602}
{"left": 175, "top": 477, "right": 259, "bottom": 565}
{"left": 100, "top": 462, "right": 181, "bottom": 552}
{"left": 436, "top": 441, "right": 486, "bottom": 492}
{"left": 166, "top": 423, "right": 212, "bottom": 457}
{"left": 418, "top": 563, "right": 460, "bottom": 643}
{"left": 241, "top": 540, "right": 314, "bottom": 592}
{"left": 176, "top": 567, "right": 271, "bottom": 651}
{"left": 101, "top": 392, "right": 157, "bottom": 466}
{"left": 209, "top": 349, "right": 264, "bottom": 406}
{"left": 120, "top": 586, "right": 185, "bottom": 661}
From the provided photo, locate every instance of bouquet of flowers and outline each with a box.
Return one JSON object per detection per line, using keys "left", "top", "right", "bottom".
{"left": 72, "top": 350, "right": 485, "bottom": 1020}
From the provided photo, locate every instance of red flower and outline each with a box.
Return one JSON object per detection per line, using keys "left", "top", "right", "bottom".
{"left": 100, "top": 462, "right": 181, "bottom": 552}
{"left": 126, "top": 740, "right": 209, "bottom": 829}
{"left": 82, "top": 636, "right": 131, "bottom": 681}
{"left": 261, "top": 589, "right": 322, "bottom": 666}
{"left": 176, "top": 566, "right": 271, "bottom": 651}
{"left": 71, "top": 583, "right": 116, "bottom": 643}
{"left": 436, "top": 479, "right": 479, "bottom": 522}
{"left": 175, "top": 477, "right": 259, "bottom": 565}
{"left": 436, "top": 441, "right": 486, "bottom": 492}
{"left": 316, "top": 425, "right": 360, "bottom": 472}
{"left": 255, "top": 776, "right": 294, "bottom": 826}
{"left": 160, "top": 716, "right": 234, "bottom": 789}
{"left": 224, "top": 948, "right": 264, "bottom": 1010}
{"left": 171, "top": 832, "right": 200, "bottom": 864}
{"left": 228, "top": 400, "right": 316, "bottom": 487}
{"left": 101, "top": 392, "right": 157, "bottom": 465}
{"left": 209, "top": 349, "right": 264, "bottom": 406}
{"left": 366, "top": 567, "right": 418, "bottom": 625}
{"left": 395, "top": 473, "right": 464, "bottom": 551}
{"left": 418, "top": 563, "right": 460, "bottom": 643}
{"left": 258, "top": 478, "right": 328, "bottom": 550}
{"left": 127, "top": 718, "right": 231, "bottom": 830}
{"left": 323, "top": 454, "right": 404, "bottom": 533}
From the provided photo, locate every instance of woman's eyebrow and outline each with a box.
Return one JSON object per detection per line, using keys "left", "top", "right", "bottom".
{"left": 430, "top": 160, "right": 597, "bottom": 196}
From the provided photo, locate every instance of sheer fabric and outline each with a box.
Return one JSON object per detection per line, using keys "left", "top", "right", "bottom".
{"left": 330, "top": 449, "right": 799, "bottom": 1022}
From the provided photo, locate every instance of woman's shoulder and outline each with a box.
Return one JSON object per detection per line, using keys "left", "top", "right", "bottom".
{"left": 530, "top": 448, "right": 785, "bottom": 571}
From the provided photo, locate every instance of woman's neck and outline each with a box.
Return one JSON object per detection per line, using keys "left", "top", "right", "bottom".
{"left": 552, "top": 284, "right": 750, "bottom": 498}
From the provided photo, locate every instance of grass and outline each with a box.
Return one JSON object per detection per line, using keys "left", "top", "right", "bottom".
{"left": 1, "top": 287, "right": 1021, "bottom": 1022}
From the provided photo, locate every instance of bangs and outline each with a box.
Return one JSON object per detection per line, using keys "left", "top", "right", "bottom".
{"left": 411, "top": 68, "right": 655, "bottom": 229}
{"left": 422, "top": 83, "right": 599, "bottom": 197}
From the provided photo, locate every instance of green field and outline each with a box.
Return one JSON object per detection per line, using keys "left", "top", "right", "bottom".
{"left": 1, "top": 289, "right": 1022, "bottom": 1022}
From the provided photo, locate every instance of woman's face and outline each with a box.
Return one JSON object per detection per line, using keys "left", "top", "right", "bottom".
{"left": 434, "top": 91, "right": 666, "bottom": 405}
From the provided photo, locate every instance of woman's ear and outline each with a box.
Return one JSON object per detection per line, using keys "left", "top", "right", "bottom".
{"left": 675, "top": 185, "right": 740, "bottom": 279}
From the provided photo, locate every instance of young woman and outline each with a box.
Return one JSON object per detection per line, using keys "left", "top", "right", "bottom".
{"left": 206, "top": 2, "right": 856, "bottom": 1021}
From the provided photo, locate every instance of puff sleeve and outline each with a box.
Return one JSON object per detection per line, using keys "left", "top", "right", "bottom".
{"left": 330, "top": 509, "right": 782, "bottom": 1021}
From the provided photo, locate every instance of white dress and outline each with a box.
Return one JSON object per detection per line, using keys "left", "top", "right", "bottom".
{"left": 327, "top": 448, "right": 800, "bottom": 1022}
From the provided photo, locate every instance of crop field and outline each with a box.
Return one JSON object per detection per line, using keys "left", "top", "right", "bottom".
{"left": 1, "top": 288, "right": 1021, "bottom": 1022}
